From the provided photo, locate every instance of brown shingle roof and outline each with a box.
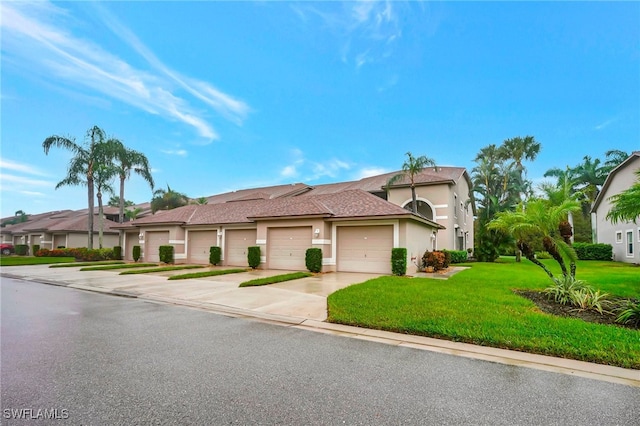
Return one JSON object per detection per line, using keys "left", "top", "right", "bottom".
{"left": 47, "top": 214, "right": 119, "bottom": 233}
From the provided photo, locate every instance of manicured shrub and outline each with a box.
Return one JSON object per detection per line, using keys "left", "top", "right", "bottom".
{"left": 442, "top": 249, "right": 468, "bottom": 264}
{"left": 391, "top": 248, "right": 407, "bottom": 276}
{"left": 35, "top": 248, "right": 50, "bottom": 257}
{"left": 247, "top": 246, "right": 261, "bottom": 269}
{"left": 535, "top": 251, "right": 553, "bottom": 260}
{"left": 15, "top": 244, "right": 28, "bottom": 256}
{"left": 34, "top": 247, "right": 114, "bottom": 261}
{"left": 159, "top": 245, "right": 174, "bottom": 264}
{"left": 209, "top": 246, "right": 221, "bottom": 265}
{"left": 305, "top": 248, "right": 323, "bottom": 273}
{"left": 573, "top": 243, "right": 612, "bottom": 261}
{"left": 32, "top": 244, "right": 40, "bottom": 255}
{"left": 133, "top": 245, "right": 141, "bottom": 262}
{"left": 113, "top": 246, "right": 122, "bottom": 260}
{"left": 422, "top": 250, "right": 449, "bottom": 271}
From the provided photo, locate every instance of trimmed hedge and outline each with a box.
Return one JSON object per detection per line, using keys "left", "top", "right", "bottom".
{"left": 159, "top": 245, "right": 174, "bottom": 264}
{"left": 248, "top": 246, "right": 261, "bottom": 269}
{"left": 442, "top": 249, "right": 468, "bottom": 264}
{"left": 209, "top": 246, "right": 221, "bottom": 266}
{"left": 391, "top": 248, "right": 407, "bottom": 276}
{"left": 133, "top": 245, "right": 141, "bottom": 262}
{"left": 422, "top": 250, "right": 450, "bottom": 271}
{"left": 15, "top": 244, "right": 29, "bottom": 256}
{"left": 32, "top": 244, "right": 40, "bottom": 255}
{"left": 305, "top": 248, "right": 322, "bottom": 273}
{"left": 113, "top": 246, "right": 122, "bottom": 260}
{"left": 35, "top": 247, "right": 115, "bottom": 261}
{"left": 573, "top": 243, "right": 613, "bottom": 261}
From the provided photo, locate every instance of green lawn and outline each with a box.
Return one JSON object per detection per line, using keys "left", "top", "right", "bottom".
{"left": 119, "top": 265, "right": 206, "bottom": 275}
{"left": 168, "top": 268, "right": 247, "bottom": 280}
{"left": 327, "top": 259, "right": 640, "bottom": 369}
{"left": 239, "top": 272, "right": 313, "bottom": 287}
{"left": 0, "top": 256, "right": 76, "bottom": 266}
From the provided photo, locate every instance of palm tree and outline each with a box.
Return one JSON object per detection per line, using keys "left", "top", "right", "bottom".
{"left": 607, "top": 169, "right": 640, "bottom": 224}
{"left": 488, "top": 199, "right": 581, "bottom": 279}
{"left": 572, "top": 155, "right": 607, "bottom": 212}
{"left": 110, "top": 139, "right": 154, "bottom": 224}
{"left": 192, "top": 197, "right": 208, "bottom": 205}
{"left": 499, "top": 136, "right": 541, "bottom": 172}
{"left": 603, "top": 149, "right": 629, "bottom": 173}
{"left": 108, "top": 196, "right": 134, "bottom": 208}
{"left": 387, "top": 152, "right": 437, "bottom": 214}
{"left": 43, "top": 126, "right": 107, "bottom": 249}
{"left": 541, "top": 166, "right": 583, "bottom": 243}
{"left": 92, "top": 153, "right": 117, "bottom": 248}
{"left": 150, "top": 185, "right": 189, "bottom": 213}
{"left": 125, "top": 207, "right": 143, "bottom": 221}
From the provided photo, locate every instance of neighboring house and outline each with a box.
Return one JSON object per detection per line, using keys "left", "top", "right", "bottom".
{"left": 591, "top": 151, "right": 640, "bottom": 264}
{"left": 0, "top": 210, "right": 120, "bottom": 250}
{"left": 116, "top": 167, "right": 475, "bottom": 273}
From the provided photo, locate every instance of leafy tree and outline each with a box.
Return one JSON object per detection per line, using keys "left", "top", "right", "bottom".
{"left": 572, "top": 155, "right": 607, "bottom": 213}
{"left": 603, "top": 150, "right": 629, "bottom": 173}
{"left": 488, "top": 199, "right": 581, "bottom": 279}
{"left": 192, "top": 197, "right": 208, "bottom": 205}
{"left": 499, "top": 136, "right": 541, "bottom": 175}
{"left": 43, "top": 126, "right": 107, "bottom": 249}
{"left": 150, "top": 185, "right": 189, "bottom": 213}
{"left": 110, "top": 139, "right": 154, "bottom": 224}
{"left": 108, "top": 196, "right": 134, "bottom": 208}
{"left": 387, "top": 152, "right": 437, "bottom": 214}
{"left": 607, "top": 169, "right": 640, "bottom": 224}
{"left": 540, "top": 166, "right": 584, "bottom": 243}
{"left": 125, "top": 207, "right": 143, "bottom": 221}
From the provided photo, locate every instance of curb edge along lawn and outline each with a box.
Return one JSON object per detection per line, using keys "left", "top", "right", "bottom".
{"left": 327, "top": 259, "right": 640, "bottom": 370}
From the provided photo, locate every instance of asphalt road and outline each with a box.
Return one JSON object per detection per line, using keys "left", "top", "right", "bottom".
{"left": 2, "top": 277, "right": 639, "bottom": 425}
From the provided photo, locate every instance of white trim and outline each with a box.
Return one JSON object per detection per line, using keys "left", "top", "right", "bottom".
{"left": 169, "top": 240, "right": 185, "bottom": 244}
{"left": 260, "top": 256, "right": 267, "bottom": 263}
{"left": 435, "top": 215, "right": 448, "bottom": 220}
{"left": 312, "top": 239, "right": 331, "bottom": 245}
{"left": 433, "top": 204, "right": 448, "bottom": 209}
{"left": 637, "top": 227, "right": 640, "bottom": 243}
{"left": 400, "top": 197, "right": 436, "bottom": 220}
{"left": 615, "top": 231, "right": 623, "bottom": 243}
{"left": 175, "top": 254, "right": 187, "bottom": 260}
{"left": 625, "top": 229, "right": 634, "bottom": 258}
{"left": 256, "top": 239, "right": 267, "bottom": 245}
{"left": 322, "top": 258, "right": 336, "bottom": 265}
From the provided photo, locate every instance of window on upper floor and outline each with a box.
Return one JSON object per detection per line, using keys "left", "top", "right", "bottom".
{"left": 626, "top": 230, "right": 634, "bottom": 257}
{"left": 616, "top": 231, "right": 622, "bottom": 243}
{"left": 454, "top": 194, "right": 458, "bottom": 218}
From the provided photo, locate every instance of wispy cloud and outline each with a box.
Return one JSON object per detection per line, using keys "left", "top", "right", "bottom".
{"left": 355, "top": 166, "right": 390, "bottom": 179}
{"left": 1, "top": 1, "right": 249, "bottom": 143}
{"left": 291, "top": 1, "right": 402, "bottom": 70}
{"left": 160, "top": 149, "right": 188, "bottom": 157}
{"left": 278, "top": 149, "right": 351, "bottom": 181}
{"left": 0, "top": 159, "right": 50, "bottom": 177}
{"left": 594, "top": 118, "right": 618, "bottom": 130}
{"left": 1, "top": 173, "right": 52, "bottom": 187}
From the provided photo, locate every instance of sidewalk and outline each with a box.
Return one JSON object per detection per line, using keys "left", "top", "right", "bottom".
{"left": 2, "top": 264, "right": 638, "bottom": 388}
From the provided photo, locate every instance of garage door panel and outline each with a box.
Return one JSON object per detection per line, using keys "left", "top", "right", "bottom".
{"left": 268, "top": 227, "right": 311, "bottom": 270}
{"left": 188, "top": 231, "right": 217, "bottom": 264}
{"left": 146, "top": 231, "right": 169, "bottom": 262}
{"left": 337, "top": 226, "right": 393, "bottom": 274}
{"left": 225, "top": 229, "right": 257, "bottom": 266}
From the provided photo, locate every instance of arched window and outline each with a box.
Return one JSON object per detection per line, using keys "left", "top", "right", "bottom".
{"left": 403, "top": 200, "right": 434, "bottom": 220}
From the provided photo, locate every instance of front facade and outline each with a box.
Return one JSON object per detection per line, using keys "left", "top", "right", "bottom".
{"left": 592, "top": 152, "right": 640, "bottom": 264}
{"left": 118, "top": 167, "right": 474, "bottom": 274}
{"left": 2, "top": 167, "right": 475, "bottom": 273}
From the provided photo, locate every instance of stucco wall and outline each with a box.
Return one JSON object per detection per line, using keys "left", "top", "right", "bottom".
{"left": 594, "top": 156, "right": 640, "bottom": 263}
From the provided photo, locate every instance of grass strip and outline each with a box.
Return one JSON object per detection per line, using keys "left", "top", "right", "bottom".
{"left": 119, "top": 265, "right": 206, "bottom": 275}
{"left": 327, "top": 259, "right": 640, "bottom": 369}
{"left": 239, "top": 272, "right": 312, "bottom": 287}
{"left": 168, "top": 268, "right": 248, "bottom": 280}
{"left": 49, "top": 261, "right": 125, "bottom": 268}
{"left": 80, "top": 263, "right": 159, "bottom": 271}
{"left": 1, "top": 257, "right": 77, "bottom": 266}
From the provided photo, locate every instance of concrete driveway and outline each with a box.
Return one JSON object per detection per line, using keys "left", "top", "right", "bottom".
{"left": 0, "top": 265, "right": 381, "bottom": 321}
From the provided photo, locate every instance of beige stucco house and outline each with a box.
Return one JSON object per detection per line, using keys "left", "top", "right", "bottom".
{"left": 591, "top": 151, "right": 640, "bottom": 264}
{"left": 116, "top": 167, "right": 475, "bottom": 274}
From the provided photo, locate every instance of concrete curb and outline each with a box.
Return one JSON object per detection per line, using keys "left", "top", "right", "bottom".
{"left": 3, "top": 271, "right": 639, "bottom": 387}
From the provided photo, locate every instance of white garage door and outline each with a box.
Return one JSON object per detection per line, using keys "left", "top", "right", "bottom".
{"left": 337, "top": 226, "right": 393, "bottom": 274}
{"left": 188, "top": 231, "right": 217, "bottom": 264}
{"left": 225, "top": 229, "right": 257, "bottom": 266}
{"left": 145, "top": 231, "right": 169, "bottom": 262}
{"left": 268, "top": 227, "right": 312, "bottom": 270}
{"left": 124, "top": 231, "right": 139, "bottom": 261}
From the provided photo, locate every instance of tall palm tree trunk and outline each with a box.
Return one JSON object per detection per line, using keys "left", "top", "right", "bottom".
{"left": 87, "top": 177, "right": 94, "bottom": 249}
{"left": 411, "top": 185, "right": 418, "bottom": 214}
{"left": 97, "top": 190, "right": 104, "bottom": 249}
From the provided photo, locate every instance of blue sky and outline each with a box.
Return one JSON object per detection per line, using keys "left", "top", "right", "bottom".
{"left": 1, "top": 1, "right": 639, "bottom": 218}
